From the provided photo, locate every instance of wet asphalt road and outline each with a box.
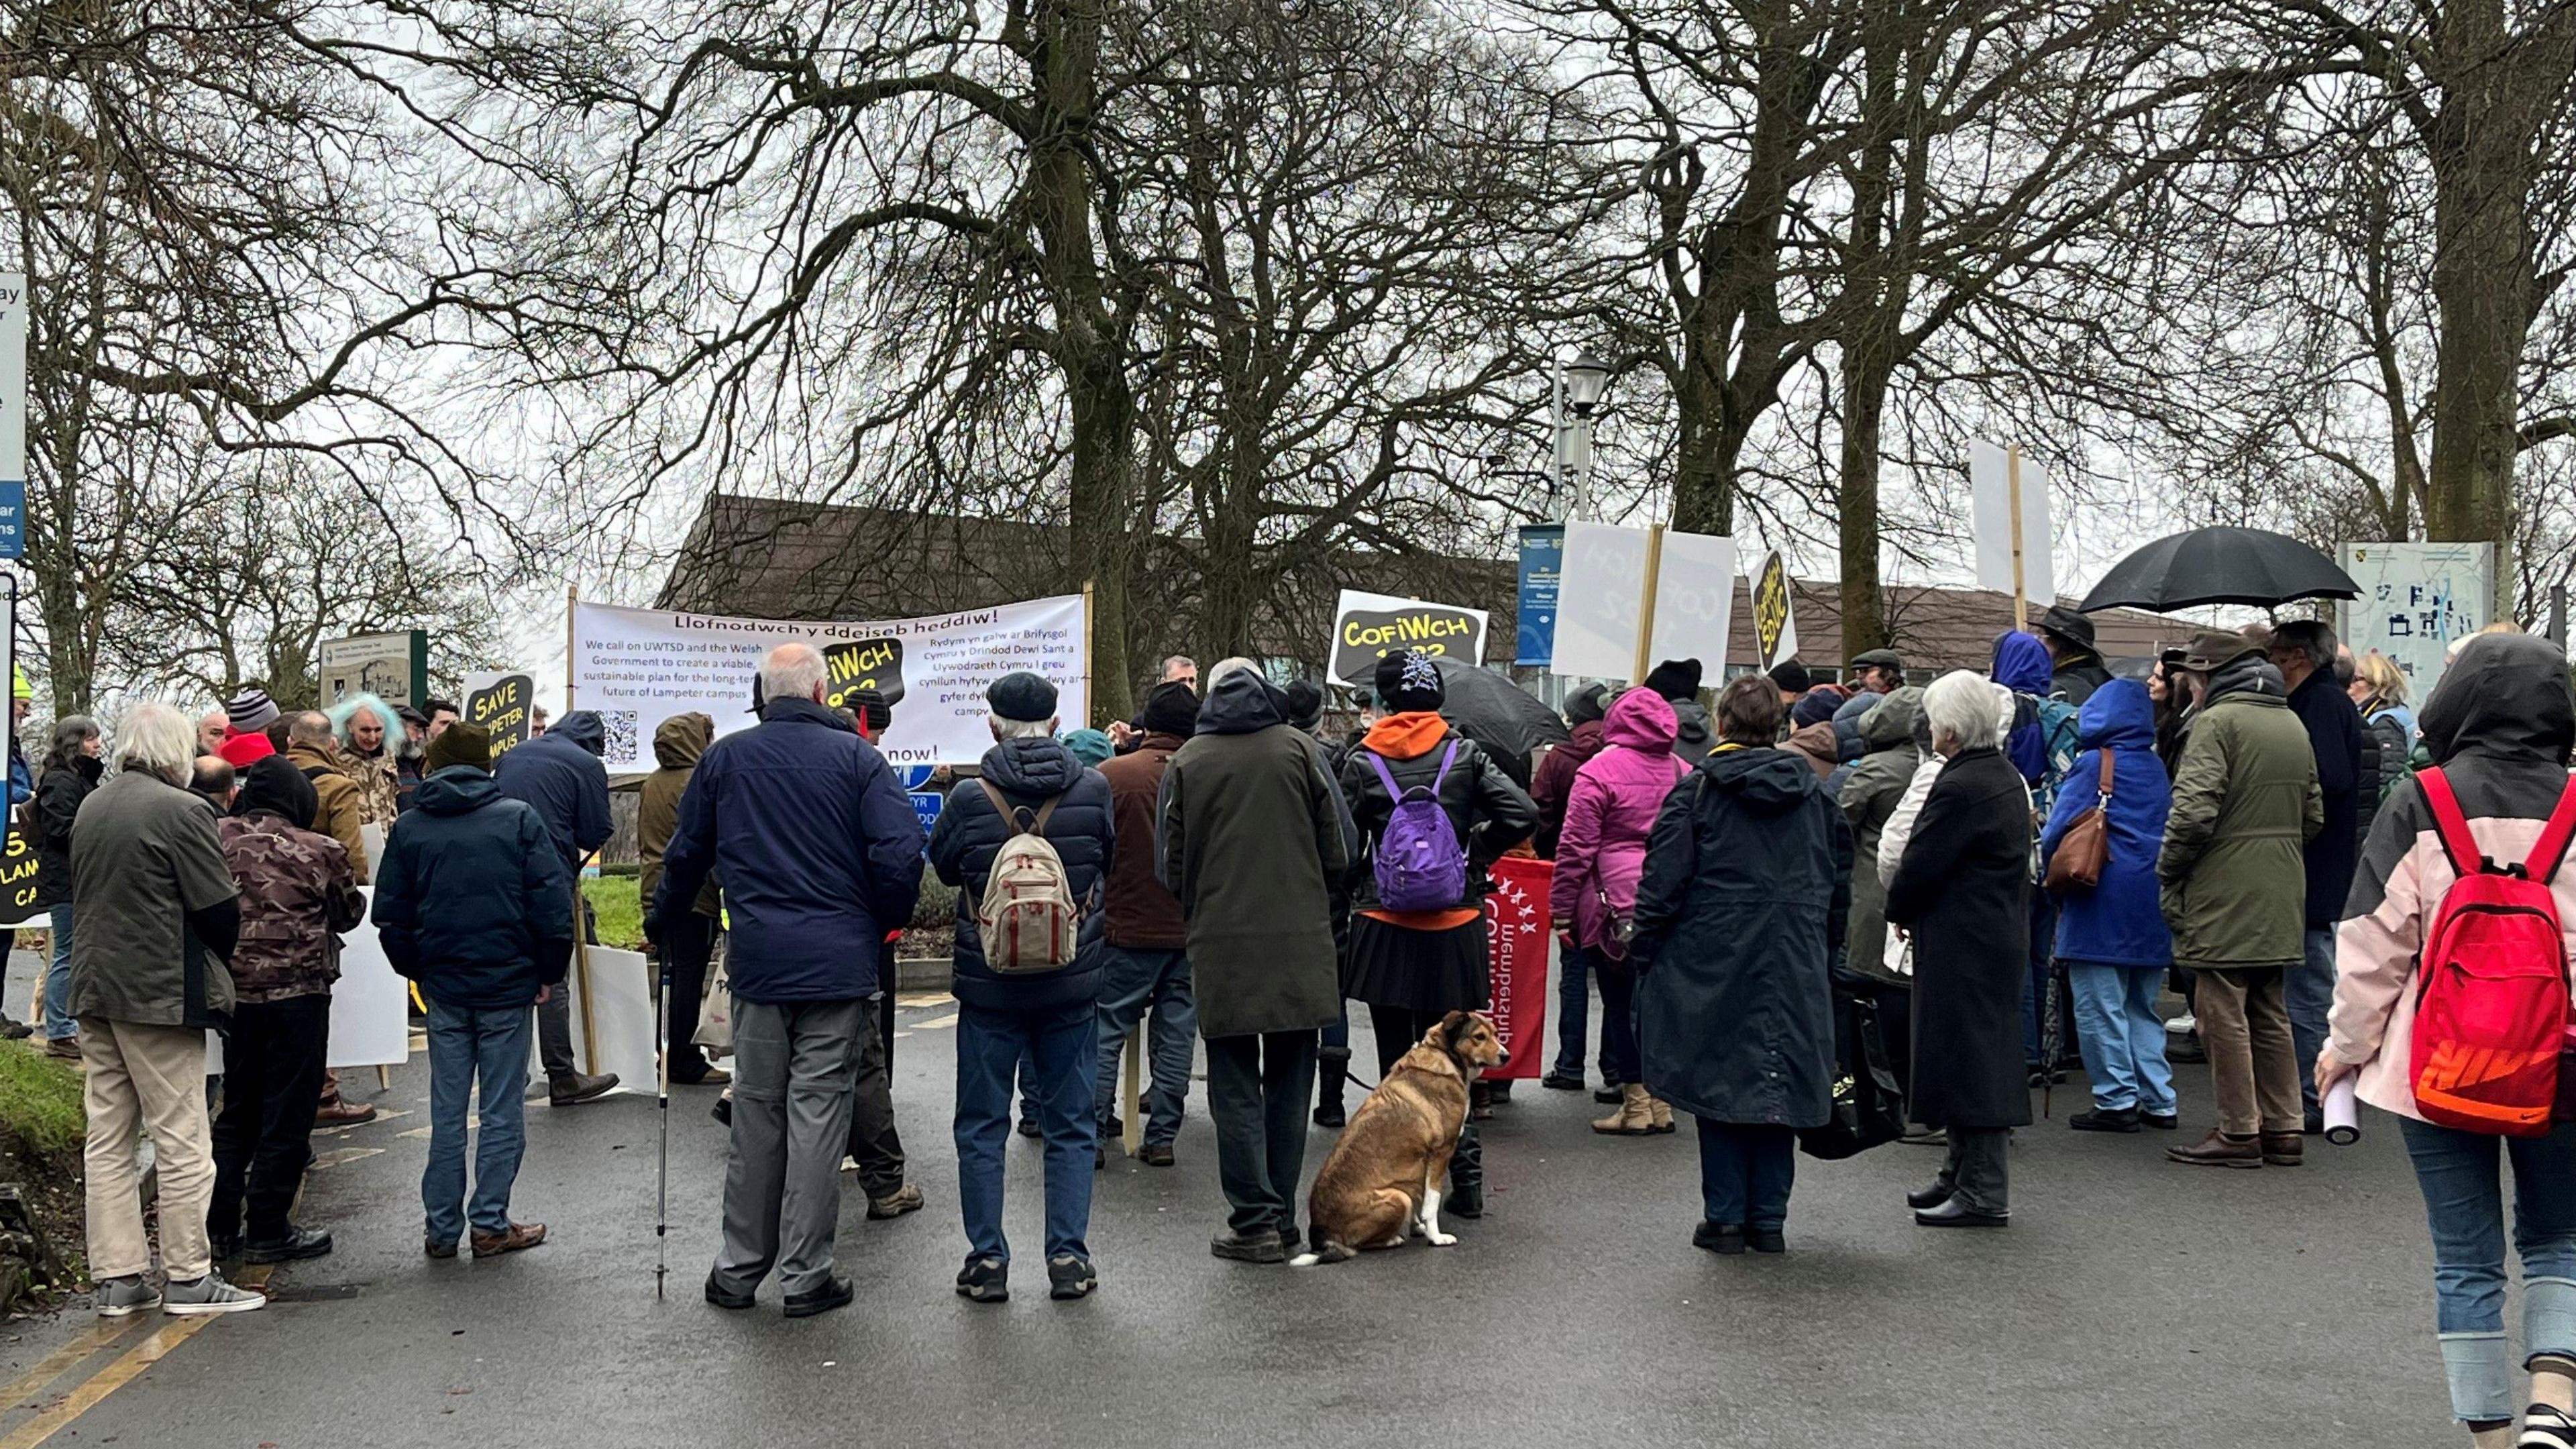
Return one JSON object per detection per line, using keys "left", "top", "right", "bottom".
{"left": 0, "top": 984, "right": 2483, "bottom": 1449}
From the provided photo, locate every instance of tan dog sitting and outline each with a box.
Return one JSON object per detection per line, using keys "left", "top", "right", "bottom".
{"left": 1292, "top": 1012, "right": 1507, "bottom": 1265}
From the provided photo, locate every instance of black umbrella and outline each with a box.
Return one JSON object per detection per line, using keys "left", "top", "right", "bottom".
{"left": 1430, "top": 656, "right": 1570, "bottom": 788}
{"left": 2076, "top": 526, "right": 2360, "bottom": 613}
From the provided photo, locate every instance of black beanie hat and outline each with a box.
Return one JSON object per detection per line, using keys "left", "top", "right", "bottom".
{"left": 844, "top": 686, "right": 892, "bottom": 737}
{"left": 1373, "top": 650, "right": 1446, "bottom": 713}
{"left": 1140, "top": 680, "right": 1201, "bottom": 737}
{"left": 1282, "top": 679, "right": 1325, "bottom": 732}
{"left": 233, "top": 754, "right": 319, "bottom": 831}
{"left": 1641, "top": 658, "right": 1703, "bottom": 703}
{"left": 1565, "top": 682, "right": 1611, "bottom": 727}
{"left": 1768, "top": 659, "right": 1813, "bottom": 695}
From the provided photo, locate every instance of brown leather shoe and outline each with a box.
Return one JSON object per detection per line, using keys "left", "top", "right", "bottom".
{"left": 313, "top": 1099, "right": 377, "bottom": 1128}
{"left": 2166, "top": 1130, "right": 2263, "bottom": 1169}
{"left": 2259, "top": 1132, "right": 2304, "bottom": 1167}
{"left": 470, "top": 1222, "right": 547, "bottom": 1257}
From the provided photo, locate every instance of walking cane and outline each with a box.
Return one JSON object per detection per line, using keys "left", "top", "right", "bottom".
{"left": 655, "top": 954, "right": 672, "bottom": 1300}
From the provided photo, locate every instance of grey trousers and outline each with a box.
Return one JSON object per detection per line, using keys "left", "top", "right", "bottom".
{"left": 1938, "top": 1127, "right": 2010, "bottom": 1217}
{"left": 712, "top": 997, "right": 865, "bottom": 1298}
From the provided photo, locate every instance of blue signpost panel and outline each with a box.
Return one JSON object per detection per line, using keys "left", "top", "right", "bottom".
{"left": 1517, "top": 525, "right": 1565, "bottom": 667}
{"left": 900, "top": 765, "right": 945, "bottom": 839}
{"left": 0, "top": 482, "right": 21, "bottom": 562}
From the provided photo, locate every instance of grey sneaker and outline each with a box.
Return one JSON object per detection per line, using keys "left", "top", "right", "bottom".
{"left": 95, "top": 1275, "right": 161, "bottom": 1318}
{"left": 162, "top": 1270, "right": 266, "bottom": 1316}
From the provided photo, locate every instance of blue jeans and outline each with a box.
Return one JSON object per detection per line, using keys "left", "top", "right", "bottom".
{"left": 2288, "top": 926, "right": 2336, "bottom": 1118}
{"left": 2065, "top": 962, "right": 2176, "bottom": 1115}
{"left": 421, "top": 998, "right": 532, "bottom": 1242}
{"left": 956, "top": 1003, "right": 1097, "bottom": 1266}
{"left": 1554, "top": 943, "right": 1594, "bottom": 1077}
{"left": 2399, "top": 1116, "right": 2576, "bottom": 1423}
{"left": 1695, "top": 1118, "right": 1796, "bottom": 1230}
{"left": 1091, "top": 947, "right": 1195, "bottom": 1146}
{"left": 43, "top": 905, "right": 74, "bottom": 1041}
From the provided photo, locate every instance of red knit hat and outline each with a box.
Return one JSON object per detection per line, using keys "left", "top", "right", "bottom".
{"left": 216, "top": 729, "right": 277, "bottom": 768}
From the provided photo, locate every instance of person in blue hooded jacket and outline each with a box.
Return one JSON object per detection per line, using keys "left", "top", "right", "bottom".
{"left": 1993, "top": 629, "right": 2077, "bottom": 1081}
{"left": 2038, "top": 679, "right": 2178, "bottom": 1132}
{"left": 927, "top": 670, "right": 1114, "bottom": 1305}
{"left": 657, "top": 643, "right": 927, "bottom": 1319}
{"left": 492, "top": 707, "right": 617, "bottom": 1104}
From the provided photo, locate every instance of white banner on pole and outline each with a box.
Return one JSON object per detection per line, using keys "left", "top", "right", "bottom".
{"left": 1, "top": 272, "right": 23, "bottom": 488}
{"left": 2337, "top": 542, "right": 2493, "bottom": 709}
{"left": 1550, "top": 521, "right": 1735, "bottom": 680}
{"left": 1970, "top": 441, "right": 2055, "bottom": 606}
{"left": 562, "top": 946, "right": 659, "bottom": 1094}
{"left": 571, "top": 596, "right": 1087, "bottom": 767}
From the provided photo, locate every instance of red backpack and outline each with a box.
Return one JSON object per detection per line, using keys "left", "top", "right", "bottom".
{"left": 2410, "top": 768, "right": 2576, "bottom": 1136}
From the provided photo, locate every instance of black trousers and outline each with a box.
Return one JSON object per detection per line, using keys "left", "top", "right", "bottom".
{"left": 1205, "top": 1030, "right": 1320, "bottom": 1236}
{"left": 209, "top": 994, "right": 331, "bottom": 1241}
{"left": 1370, "top": 1007, "right": 1442, "bottom": 1078}
{"left": 845, "top": 1006, "right": 907, "bottom": 1199}
{"left": 660, "top": 911, "right": 718, "bottom": 1081}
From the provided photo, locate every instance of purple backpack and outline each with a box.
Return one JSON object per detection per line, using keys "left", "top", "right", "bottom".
{"left": 1365, "top": 741, "right": 1467, "bottom": 912}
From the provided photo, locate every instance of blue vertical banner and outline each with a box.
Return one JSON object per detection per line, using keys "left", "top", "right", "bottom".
{"left": 1516, "top": 525, "right": 1564, "bottom": 667}
{"left": 0, "top": 482, "right": 21, "bottom": 562}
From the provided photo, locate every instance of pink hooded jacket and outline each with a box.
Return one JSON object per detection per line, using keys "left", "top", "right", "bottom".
{"left": 1550, "top": 688, "right": 1693, "bottom": 951}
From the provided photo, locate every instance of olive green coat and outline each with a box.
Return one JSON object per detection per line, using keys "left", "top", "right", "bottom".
{"left": 2157, "top": 690, "right": 2322, "bottom": 968}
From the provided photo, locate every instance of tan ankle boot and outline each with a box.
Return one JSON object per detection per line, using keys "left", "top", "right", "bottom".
{"left": 1646, "top": 1095, "right": 1676, "bottom": 1134}
{"left": 1593, "top": 1082, "right": 1653, "bottom": 1135}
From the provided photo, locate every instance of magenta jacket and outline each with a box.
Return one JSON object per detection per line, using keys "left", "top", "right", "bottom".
{"left": 1550, "top": 689, "right": 1693, "bottom": 951}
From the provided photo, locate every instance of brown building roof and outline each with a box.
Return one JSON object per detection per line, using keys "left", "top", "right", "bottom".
{"left": 654, "top": 494, "right": 2185, "bottom": 684}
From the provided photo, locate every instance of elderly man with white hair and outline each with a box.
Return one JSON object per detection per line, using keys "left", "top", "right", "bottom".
{"left": 1884, "top": 670, "right": 2035, "bottom": 1230}
{"left": 71, "top": 702, "right": 268, "bottom": 1315}
{"left": 657, "top": 641, "right": 926, "bottom": 1319}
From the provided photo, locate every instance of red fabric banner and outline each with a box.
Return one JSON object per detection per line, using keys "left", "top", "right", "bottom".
{"left": 1483, "top": 855, "right": 1552, "bottom": 1080}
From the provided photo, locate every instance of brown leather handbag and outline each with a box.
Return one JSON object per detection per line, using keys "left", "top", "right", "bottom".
{"left": 2043, "top": 749, "right": 2115, "bottom": 893}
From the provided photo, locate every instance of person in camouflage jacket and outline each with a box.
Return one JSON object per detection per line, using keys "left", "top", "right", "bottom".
{"left": 208, "top": 755, "right": 365, "bottom": 1263}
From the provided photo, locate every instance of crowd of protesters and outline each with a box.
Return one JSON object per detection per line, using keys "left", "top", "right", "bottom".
{"left": 23, "top": 610, "right": 2576, "bottom": 1447}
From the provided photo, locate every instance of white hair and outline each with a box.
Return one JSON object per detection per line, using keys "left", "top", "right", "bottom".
{"left": 116, "top": 702, "right": 199, "bottom": 786}
{"left": 989, "top": 715, "right": 1053, "bottom": 741}
{"left": 1923, "top": 669, "right": 2004, "bottom": 753}
{"left": 760, "top": 641, "right": 828, "bottom": 706}
{"left": 1205, "top": 656, "right": 1260, "bottom": 690}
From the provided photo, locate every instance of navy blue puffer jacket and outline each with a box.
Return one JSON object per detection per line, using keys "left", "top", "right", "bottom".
{"left": 928, "top": 735, "right": 1114, "bottom": 1013}
{"left": 372, "top": 767, "right": 576, "bottom": 1009}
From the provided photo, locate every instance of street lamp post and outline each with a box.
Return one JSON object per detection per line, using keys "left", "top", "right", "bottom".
{"left": 1554, "top": 351, "right": 1611, "bottom": 522}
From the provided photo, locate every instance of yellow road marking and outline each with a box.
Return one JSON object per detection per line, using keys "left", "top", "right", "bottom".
{"left": 0, "top": 1266, "right": 275, "bottom": 1449}
{"left": 0, "top": 1320, "right": 144, "bottom": 1411}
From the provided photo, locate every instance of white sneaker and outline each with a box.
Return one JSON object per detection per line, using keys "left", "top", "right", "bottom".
{"left": 162, "top": 1270, "right": 266, "bottom": 1316}
{"left": 95, "top": 1275, "right": 160, "bottom": 1318}
{"left": 2165, "top": 1013, "right": 2198, "bottom": 1035}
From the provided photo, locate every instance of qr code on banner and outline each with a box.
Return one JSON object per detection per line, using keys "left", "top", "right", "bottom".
{"left": 600, "top": 710, "right": 639, "bottom": 768}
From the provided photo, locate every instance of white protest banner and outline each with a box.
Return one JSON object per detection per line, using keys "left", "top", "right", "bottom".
{"left": 570, "top": 596, "right": 1087, "bottom": 767}
{"left": 2338, "top": 542, "right": 2493, "bottom": 708}
{"left": 1328, "top": 589, "right": 1489, "bottom": 687}
{"left": 1971, "top": 440, "right": 2054, "bottom": 610}
{"left": 1750, "top": 549, "right": 1799, "bottom": 669}
{"left": 1550, "top": 522, "right": 1736, "bottom": 680}
{"left": 559, "top": 945, "right": 659, "bottom": 1094}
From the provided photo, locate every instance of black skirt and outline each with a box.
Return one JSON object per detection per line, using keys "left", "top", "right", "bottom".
{"left": 1344, "top": 914, "right": 1489, "bottom": 1014}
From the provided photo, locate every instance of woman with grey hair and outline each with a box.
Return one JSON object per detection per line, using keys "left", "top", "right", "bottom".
{"left": 1885, "top": 671, "right": 2034, "bottom": 1229}
{"left": 30, "top": 714, "right": 104, "bottom": 1055}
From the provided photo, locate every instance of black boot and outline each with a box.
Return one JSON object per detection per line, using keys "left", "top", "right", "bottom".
{"left": 1446, "top": 1124, "right": 1485, "bottom": 1220}
{"left": 1313, "top": 1047, "right": 1350, "bottom": 1129}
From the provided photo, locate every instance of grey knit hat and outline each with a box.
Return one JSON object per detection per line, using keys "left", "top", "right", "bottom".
{"left": 225, "top": 688, "right": 281, "bottom": 733}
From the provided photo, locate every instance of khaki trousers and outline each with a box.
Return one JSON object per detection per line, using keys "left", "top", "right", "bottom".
{"left": 82, "top": 1018, "right": 214, "bottom": 1281}
{"left": 2192, "top": 967, "right": 2304, "bottom": 1136}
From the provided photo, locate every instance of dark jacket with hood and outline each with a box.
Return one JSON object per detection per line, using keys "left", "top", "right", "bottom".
{"left": 1340, "top": 714, "right": 1538, "bottom": 917}
{"left": 1098, "top": 731, "right": 1188, "bottom": 949}
{"left": 2158, "top": 655, "right": 2322, "bottom": 968}
{"left": 2285, "top": 665, "right": 2365, "bottom": 927}
{"left": 492, "top": 710, "right": 611, "bottom": 873}
{"left": 2038, "top": 680, "right": 2174, "bottom": 968}
{"left": 372, "top": 765, "right": 576, "bottom": 1010}
{"left": 1837, "top": 688, "right": 1924, "bottom": 983}
{"left": 30, "top": 753, "right": 101, "bottom": 910}
{"left": 638, "top": 714, "right": 721, "bottom": 920}
{"left": 2331, "top": 633, "right": 2576, "bottom": 1119}
{"left": 929, "top": 731, "right": 1112, "bottom": 1013}
{"left": 2052, "top": 651, "right": 2114, "bottom": 706}
{"left": 1159, "top": 670, "right": 1353, "bottom": 1036}
{"left": 1670, "top": 699, "right": 1716, "bottom": 761}
{"left": 659, "top": 696, "right": 926, "bottom": 1003}
{"left": 1886, "top": 745, "right": 2035, "bottom": 1129}
{"left": 1529, "top": 718, "right": 1608, "bottom": 858}
{"left": 1631, "top": 746, "right": 1850, "bottom": 1128}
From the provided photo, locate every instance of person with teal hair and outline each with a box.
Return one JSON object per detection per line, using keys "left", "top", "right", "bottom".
{"left": 325, "top": 692, "right": 402, "bottom": 827}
